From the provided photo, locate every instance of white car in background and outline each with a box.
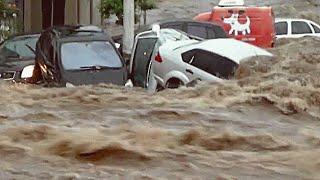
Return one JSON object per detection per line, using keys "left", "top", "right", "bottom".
{"left": 275, "top": 18, "right": 320, "bottom": 39}
{"left": 129, "top": 26, "right": 273, "bottom": 90}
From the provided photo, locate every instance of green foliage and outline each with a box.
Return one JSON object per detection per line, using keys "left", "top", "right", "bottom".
{"left": 99, "top": 0, "right": 156, "bottom": 25}
{"left": 138, "top": 0, "right": 156, "bottom": 11}
{"left": 0, "top": 1, "right": 21, "bottom": 41}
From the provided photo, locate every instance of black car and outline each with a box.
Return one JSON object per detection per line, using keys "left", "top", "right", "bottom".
{"left": 0, "top": 34, "right": 40, "bottom": 82}
{"left": 113, "top": 19, "right": 227, "bottom": 52}
{"left": 31, "top": 25, "right": 128, "bottom": 87}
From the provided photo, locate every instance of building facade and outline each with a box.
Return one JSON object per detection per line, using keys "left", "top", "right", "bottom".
{"left": 23, "top": 0, "right": 102, "bottom": 33}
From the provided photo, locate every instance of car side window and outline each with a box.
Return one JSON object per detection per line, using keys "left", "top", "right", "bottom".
{"left": 182, "top": 49, "right": 238, "bottom": 79}
{"left": 275, "top": 22, "right": 288, "bottom": 35}
{"left": 187, "top": 25, "right": 207, "bottom": 39}
{"left": 292, "top": 21, "right": 312, "bottom": 34}
{"left": 311, "top": 24, "right": 320, "bottom": 33}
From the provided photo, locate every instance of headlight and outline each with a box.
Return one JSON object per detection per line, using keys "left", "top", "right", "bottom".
{"left": 66, "top": 82, "right": 75, "bottom": 88}
{"left": 21, "top": 65, "right": 35, "bottom": 79}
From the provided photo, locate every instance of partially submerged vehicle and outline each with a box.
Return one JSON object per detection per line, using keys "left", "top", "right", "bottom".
{"left": 194, "top": 0, "right": 276, "bottom": 48}
{"left": 275, "top": 18, "right": 320, "bottom": 39}
{"left": 0, "top": 34, "right": 40, "bottom": 82}
{"left": 31, "top": 25, "right": 128, "bottom": 87}
{"left": 129, "top": 25, "right": 273, "bottom": 90}
{"left": 113, "top": 19, "right": 227, "bottom": 54}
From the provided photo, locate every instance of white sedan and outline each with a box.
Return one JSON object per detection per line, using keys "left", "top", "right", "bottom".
{"left": 275, "top": 18, "right": 320, "bottom": 39}
{"left": 153, "top": 39, "right": 273, "bottom": 88}
{"left": 129, "top": 27, "right": 273, "bottom": 90}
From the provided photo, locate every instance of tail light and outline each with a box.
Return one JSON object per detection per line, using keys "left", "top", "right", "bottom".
{"left": 155, "top": 52, "right": 163, "bottom": 63}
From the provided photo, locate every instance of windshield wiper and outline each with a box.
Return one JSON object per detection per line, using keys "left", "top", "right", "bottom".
{"left": 79, "top": 65, "right": 120, "bottom": 70}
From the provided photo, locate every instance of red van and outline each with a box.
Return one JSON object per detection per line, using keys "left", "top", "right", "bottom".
{"left": 194, "top": 0, "right": 276, "bottom": 48}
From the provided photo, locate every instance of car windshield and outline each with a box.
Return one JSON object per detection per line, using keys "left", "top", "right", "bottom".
{"left": 0, "top": 35, "right": 38, "bottom": 58}
{"left": 61, "top": 41, "right": 123, "bottom": 70}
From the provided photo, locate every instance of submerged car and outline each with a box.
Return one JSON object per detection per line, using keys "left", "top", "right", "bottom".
{"left": 113, "top": 19, "right": 227, "bottom": 54}
{"left": 130, "top": 26, "right": 273, "bottom": 90}
{"left": 0, "top": 34, "right": 39, "bottom": 82}
{"left": 275, "top": 18, "right": 320, "bottom": 39}
{"left": 31, "top": 25, "right": 128, "bottom": 87}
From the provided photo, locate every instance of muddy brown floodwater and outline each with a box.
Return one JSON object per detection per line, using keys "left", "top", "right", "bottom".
{"left": 1, "top": 0, "right": 320, "bottom": 179}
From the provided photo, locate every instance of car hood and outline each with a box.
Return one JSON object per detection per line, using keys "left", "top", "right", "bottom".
{"left": 60, "top": 68, "right": 127, "bottom": 86}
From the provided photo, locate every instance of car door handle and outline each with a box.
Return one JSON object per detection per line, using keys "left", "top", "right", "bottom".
{"left": 186, "top": 69, "right": 193, "bottom": 74}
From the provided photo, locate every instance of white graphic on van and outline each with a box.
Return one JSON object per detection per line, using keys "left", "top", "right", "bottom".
{"left": 223, "top": 12, "right": 251, "bottom": 36}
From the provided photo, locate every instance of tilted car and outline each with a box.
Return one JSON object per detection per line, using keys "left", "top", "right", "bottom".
{"left": 275, "top": 18, "right": 320, "bottom": 39}
{"left": 0, "top": 34, "right": 39, "bottom": 82}
{"left": 30, "top": 25, "right": 128, "bottom": 87}
{"left": 154, "top": 38, "right": 273, "bottom": 88}
{"left": 130, "top": 26, "right": 273, "bottom": 90}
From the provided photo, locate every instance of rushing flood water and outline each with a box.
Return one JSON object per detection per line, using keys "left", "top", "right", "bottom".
{"left": 0, "top": 37, "right": 320, "bottom": 179}
{"left": 1, "top": 0, "right": 320, "bottom": 178}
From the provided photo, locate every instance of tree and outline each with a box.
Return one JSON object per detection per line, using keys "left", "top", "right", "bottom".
{"left": 137, "top": 0, "right": 156, "bottom": 25}
{"left": 99, "top": 0, "right": 156, "bottom": 25}
{"left": 0, "top": 0, "right": 20, "bottom": 41}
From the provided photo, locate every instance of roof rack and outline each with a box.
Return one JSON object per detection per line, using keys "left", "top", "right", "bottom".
{"left": 218, "top": 0, "right": 244, "bottom": 7}
{"left": 50, "top": 25, "right": 103, "bottom": 37}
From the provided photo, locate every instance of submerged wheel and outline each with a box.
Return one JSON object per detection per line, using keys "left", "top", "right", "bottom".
{"left": 165, "top": 78, "right": 183, "bottom": 89}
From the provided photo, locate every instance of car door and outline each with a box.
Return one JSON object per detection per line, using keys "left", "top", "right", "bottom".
{"left": 130, "top": 36, "right": 158, "bottom": 88}
{"left": 290, "top": 21, "right": 314, "bottom": 38}
{"left": 275, "top": 21, "right": 289, "bottom": 39}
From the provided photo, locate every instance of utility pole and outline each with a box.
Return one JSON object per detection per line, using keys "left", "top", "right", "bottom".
{"left": 123, "top": 0, "right": 135, "bottom": 56}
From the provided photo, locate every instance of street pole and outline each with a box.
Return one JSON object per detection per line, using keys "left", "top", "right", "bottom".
{"left": 123, "top": 0, "right": 135, "bottom": 56}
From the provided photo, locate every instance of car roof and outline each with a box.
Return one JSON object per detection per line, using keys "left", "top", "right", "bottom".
{"left": 157, "top": 19, "right": 222, "bottom": 27}
{"left": 43, "top": 25, "right": 112, "bottom": 40}
{"left": 275, "top": 18, "right": 318, "bottom": 23}
{"left": 165, "top": 39, "right": 273, "bottom": 64}
{"left": 6, "top": 33, "right": 40, "bottom": 41}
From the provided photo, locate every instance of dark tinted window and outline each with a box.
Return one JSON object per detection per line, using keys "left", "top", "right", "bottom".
{"left": 182, "top": 49, "right": 238, "bottom": 79}
{"left": 292, "top": 21, "right": 312, "bottom": 34}
{"left": 275, "top": 22, "right": 288, "bottom": 35}
{"left": 61, "top": 41, "right": 122, "bottom": 70}
{"left": 187, "top": 25, "right": 207, "bottom": 38}
{"left": 132, "top": 38, "right": 158, "bottom": 88}
{"left": 212, "top": 25, "right": 227, "bottom": 38}
{"left": 311, "top": 24, "right": 320, "bottom": 33}
{"left": 161, "top": 23, "right": 183, "bottom": 31}
{"left": 207, "top": 28, "right": 216, "bottom": 39}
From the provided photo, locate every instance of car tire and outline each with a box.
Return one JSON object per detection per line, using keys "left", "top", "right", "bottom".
{"left": 165, "top": 78, "right": 183, "bottom": 89}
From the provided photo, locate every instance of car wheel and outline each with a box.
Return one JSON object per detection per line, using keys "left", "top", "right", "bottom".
{"left": 165, "top": 78, "right": 183, "bottom": 89}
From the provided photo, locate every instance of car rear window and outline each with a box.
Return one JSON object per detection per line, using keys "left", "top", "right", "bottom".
{"left": 61, "top": 41, "right": 122, "bottom": 70}
{"left": 275, "top": 22, "right": 288, "bottom": 35}
{"left": 292, "top": 21, "right": 312, "bottom": 34}
{"left": 311, "top": 24, "right": 320, "bottom": 33}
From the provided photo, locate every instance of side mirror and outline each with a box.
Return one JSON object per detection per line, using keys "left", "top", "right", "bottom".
{"left": 115, "top": 43, "right": 121, "bottom": 49}
{"left": 125, "top": 79, "right": 133, "bottom": 88}
{"left": 152, "top": 24, "right": 161, "bottom": 37}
